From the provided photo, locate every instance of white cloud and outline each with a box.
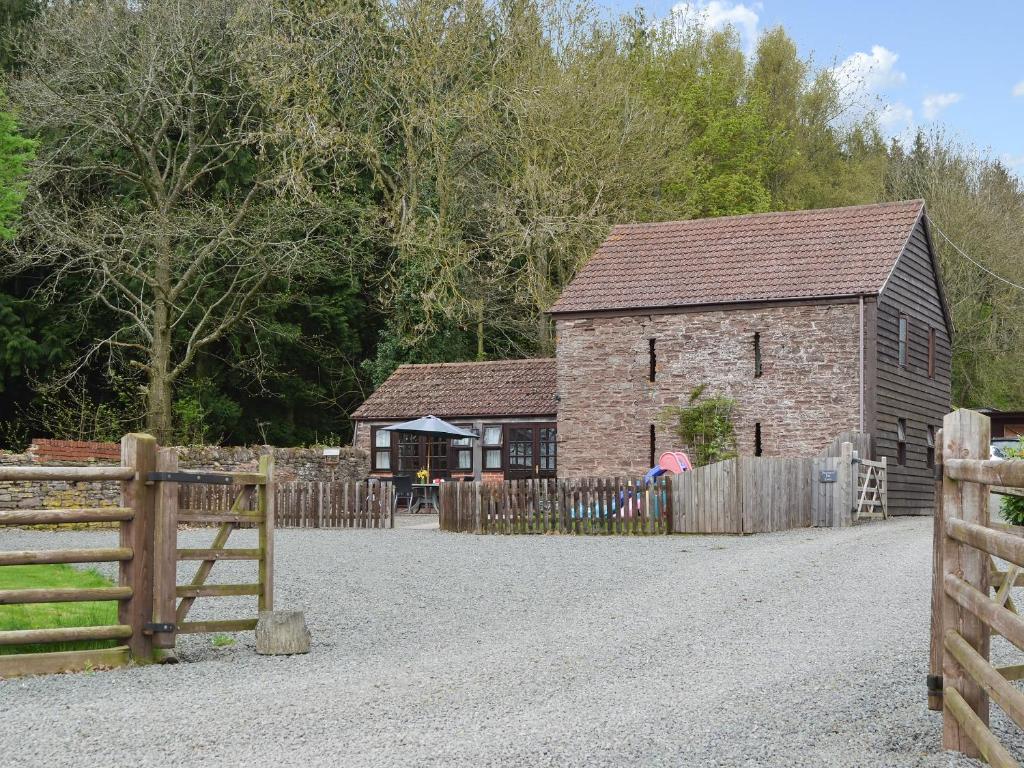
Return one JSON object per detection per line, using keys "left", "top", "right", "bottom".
{"left": 922, "top": 92, "right": 962, "bottom": 120}
{"left": 1001, "top": 153, "right": 1024, "bottom": 172}
{"left": 878, "top": 102, "right": 914, "bottom": 134}
{"left": 1013, "top": 81, "right": 1024, "bottom": 97}
{"left": 833, "top": 45, "right": 907, "bottom": 95}
{"left": 672, "top": 1, "right": 761, "bottom": 53}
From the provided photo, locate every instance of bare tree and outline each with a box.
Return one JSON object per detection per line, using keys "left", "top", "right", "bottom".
{"left": 6, "top": 0, "right": 326, "bottom": 441}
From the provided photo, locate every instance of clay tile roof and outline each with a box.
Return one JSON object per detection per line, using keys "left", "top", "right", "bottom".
{"left": 549, "top": 200, "right": 926, "bottom": 314}
{"left": 352, "top": 358, "right": 557, "bottom": 420}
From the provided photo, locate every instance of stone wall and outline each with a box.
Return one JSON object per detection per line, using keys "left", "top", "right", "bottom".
{"left": 175, "top": 445, "right": 368, "bottom": 482}
{"left": 0, "top": 450, "right": 122, "bottom": 510}
{"left": 0, "top": 440, "right": 369, "bottom": 510}
{"left": 555, "top": 302, "right": 862, "bottom": 479}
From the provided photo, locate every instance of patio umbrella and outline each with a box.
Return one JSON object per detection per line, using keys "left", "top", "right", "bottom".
{"left": 380, "top": 415, "right": 478, "bottom": 480}
{"left": 380, "top": 415, "right": 478, "bottom": 439}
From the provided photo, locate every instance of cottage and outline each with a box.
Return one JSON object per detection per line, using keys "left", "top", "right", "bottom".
{"left": 550, "top": 199, "right": 951, "bottom": 516}
{"left": 351, "top": 359, "right": 557, "bottom": 481}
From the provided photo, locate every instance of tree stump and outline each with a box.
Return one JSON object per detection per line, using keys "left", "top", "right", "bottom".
{"left": 255, "top": 611, "right": 311, "bottom": 655}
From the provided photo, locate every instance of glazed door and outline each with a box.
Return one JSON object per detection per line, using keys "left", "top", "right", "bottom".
{"left": 505, "top": 424, "right": 557, "bottom": 479}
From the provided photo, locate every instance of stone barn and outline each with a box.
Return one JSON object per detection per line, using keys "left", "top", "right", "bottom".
{"left": 549, "top": 200, "right": 952, "bottom": 516}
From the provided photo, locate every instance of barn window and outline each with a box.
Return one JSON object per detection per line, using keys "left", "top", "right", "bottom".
{"left": 753, "top": 332, "right": 762, "bottom": 378}
{"left": 927, "top": 327, "right": 936, "bottom": 378}
{"left": 648, "top": 339, "right": 657, "bottom": 382}
{"left": 926, "top": 425, "right": 936, "bottom": 469}
{"left": 372, "top": 428, "right": 392, "bottom": 471}
{"left": 754, "top": 422, "right": 763, "bottom": 457}
{"left": 897, "top": 418, "right": 907, "bottom": 466}
{"left": 898, "top": 315, "right": 909, "bottom": 368}
{"left": 649, "top": 424, "right": 657, "bottom": 467}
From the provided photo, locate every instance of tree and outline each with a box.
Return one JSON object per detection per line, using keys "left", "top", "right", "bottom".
{"left": 7, "top": 0, "right": 329, "bottom": 441}
{"left": 0, "top": 87, "right": 33, "bottom": 238}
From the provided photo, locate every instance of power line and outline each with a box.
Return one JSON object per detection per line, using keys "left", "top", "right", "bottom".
{"left": 925, "top": 213, "right": 1024, "bottom": 294}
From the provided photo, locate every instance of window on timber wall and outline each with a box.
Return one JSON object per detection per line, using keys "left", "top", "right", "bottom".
{"left": 649, "top": 424, "right": 657, "bottom": 467}
{"left": 754, "top": 422, "right": 763, "bottom": 457}
{"left": 897, "top": 418, "right": 907, "bottom": 466}
{"left": 753, "top": 332, "right": 762, "bottom": 378}
{"left": 926, "top": 425, "right": 936, "bottom": 469}
{"left": 898, "top": 315, "right": 909, "bottom": 368}
{"left": 648, "top": 339, "right": 657, "bottom": 382}
{"left": 927, "top": 327, "right": 937, "bottom": 378}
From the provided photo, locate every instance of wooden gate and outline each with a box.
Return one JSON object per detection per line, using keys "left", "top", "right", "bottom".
{"left": 853, "top": 455, "right": 888, "bottom": 521}
{"left": 150, "top": 450, "right": 274, "bottom": 652}
{"left": 928, "top": 409, "right": 1024, "bottom": 766}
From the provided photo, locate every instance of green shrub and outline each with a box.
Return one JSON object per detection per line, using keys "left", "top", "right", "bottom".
{"left": 661, "top": 384, "right": 737, "bottom": 466}
{"left": 1001, "top": 439, "right": 1024, "bottom": 525}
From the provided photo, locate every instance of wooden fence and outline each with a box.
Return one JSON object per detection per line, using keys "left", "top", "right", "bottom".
{"left": 928, "top": 409, "right": 1024, "bottom": 766}
{"left": 0, "top": 434, "right": 153, "bottom": 677}
{"left": 439, "top": 477, "right": 672, "bottom": 534}
{"left": 439, "top": 445, "right": 871, "bottom": 535}
{"left": 180, "top": 479, "right": 394, "bottom": 529}
{"left": 0, "top": 436, "right": 279, "bottom": 678}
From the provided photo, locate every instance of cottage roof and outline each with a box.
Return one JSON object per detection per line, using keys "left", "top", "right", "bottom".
{"left": 352, "top": 358, "right": 557, "bottom": 421}
{"left": 549, "top": 200, "right": 927, "bottom": 315}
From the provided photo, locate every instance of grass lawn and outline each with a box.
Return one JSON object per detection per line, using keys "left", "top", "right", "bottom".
{"left": 0, "top": 565, "right": 119, "bottom": 655}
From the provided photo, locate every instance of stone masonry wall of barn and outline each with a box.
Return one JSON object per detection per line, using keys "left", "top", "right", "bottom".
{"left": 555, "top": 302, "right": 862, "bottom": 479}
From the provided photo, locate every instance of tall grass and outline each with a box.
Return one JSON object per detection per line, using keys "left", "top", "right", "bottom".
{"left": 0, "top": 565, "right": 119, "bottom": 655}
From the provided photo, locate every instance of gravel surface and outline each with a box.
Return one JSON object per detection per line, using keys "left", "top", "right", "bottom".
{"left": 2, "top": 517, "right": 1021, "bottom": 767}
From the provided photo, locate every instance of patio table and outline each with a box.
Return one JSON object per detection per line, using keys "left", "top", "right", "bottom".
{"left": 411, "top": 483, "right": 441, "bottom": 513}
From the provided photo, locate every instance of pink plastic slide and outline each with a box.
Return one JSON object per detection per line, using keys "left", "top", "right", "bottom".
{"left": 658, "top": 451, "right": 693, "bottom": 474}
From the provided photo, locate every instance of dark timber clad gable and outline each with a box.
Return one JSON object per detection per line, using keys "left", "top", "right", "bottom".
{"left": 871, "top": 215, "right": 952, "bottom": 515}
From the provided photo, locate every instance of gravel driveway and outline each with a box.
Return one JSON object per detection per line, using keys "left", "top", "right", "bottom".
{"left": 2, "top": 517, "right": 1020, "bottom": 767}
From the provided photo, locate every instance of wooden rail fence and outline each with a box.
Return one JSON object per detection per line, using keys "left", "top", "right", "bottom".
{"left": 0, "top": 434, "right": 153, "bottom": 678}
{"left": 928, "top": 409, "right": 1024, "bottom": 766}
{"left": 439, "top": 444, "right": 877, "bottom": 535}
{"left": 179, "top": 479, "right": 394, "bottom": 529}
{"left": 0, "top": 436, "right": 279, "bottom": 677}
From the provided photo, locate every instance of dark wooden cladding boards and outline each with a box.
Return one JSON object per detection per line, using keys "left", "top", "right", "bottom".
{"left": 872, "top": 218, "right": 952, "bottom": 515}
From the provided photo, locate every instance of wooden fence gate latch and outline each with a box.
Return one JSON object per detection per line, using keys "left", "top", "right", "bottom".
{"left": 143, "top": 622, "right": 176, "bottom": 635}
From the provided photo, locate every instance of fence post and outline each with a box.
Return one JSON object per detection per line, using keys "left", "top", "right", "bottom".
{"left": 152, "top": 447, "right": 178, "bottom": 655}
{"left": 880, "top": 456, "right": 888, "bottom": 517}
{"left": 927, "top": 428, "right": 944, "bottom": 711}
{"left": 663, "top": 475, "right": 673, "bottom": 534}
{"left": 834, "top": 442, "right": 853, "bottom": 528}
{"left": 941, "top": 409, "right": 990, "bottom": 757}
{"left": 119, "top": 433, "right": 157, "bottom": 664}
{"left": 258, "top": 454, "right": 275, "bottom": 612}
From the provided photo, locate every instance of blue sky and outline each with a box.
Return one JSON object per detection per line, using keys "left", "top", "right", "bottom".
{"left": 604, "top": 0, "right": 1024, "bottom": 175}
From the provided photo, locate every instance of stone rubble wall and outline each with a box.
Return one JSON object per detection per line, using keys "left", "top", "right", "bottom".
{"left": 0, "top": 440, "right": 369, "bottom": 511}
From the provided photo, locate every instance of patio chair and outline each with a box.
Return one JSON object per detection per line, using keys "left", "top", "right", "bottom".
{"left": 391, "top": 475, "right": 416, "bottom": 514}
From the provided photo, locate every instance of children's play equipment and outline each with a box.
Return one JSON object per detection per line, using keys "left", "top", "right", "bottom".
{"left": 573, "top": 451, "right": 693, "bottom": 519}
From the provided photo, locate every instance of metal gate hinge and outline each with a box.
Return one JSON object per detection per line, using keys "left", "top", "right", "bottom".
{"left": 926, "top": 674, "right": 943, "bottom": 693}
{"left": 143, "top": 622, "right": 176, "bottom": 635}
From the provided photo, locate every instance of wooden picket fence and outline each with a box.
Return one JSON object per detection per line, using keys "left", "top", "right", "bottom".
{"left": 180, "top": 479, "right": 394, "bottom": 529}
{"left": 438, "top": 477, "right": 672, "bottom": 535}
{"left": 928, "top": 409, "right": 1024, "bottom": 766}
{"left": 440, "top": 442, "right": 872, "bottom": 535}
